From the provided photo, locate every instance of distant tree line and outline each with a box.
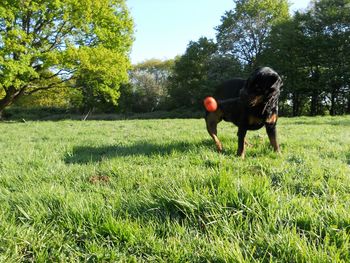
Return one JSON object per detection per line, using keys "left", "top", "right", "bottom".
{"left": 119, "top": 0, "right": 350, "bottom": 116}
{"left": 1, "top": 0, "right": 349, "bottom": 118}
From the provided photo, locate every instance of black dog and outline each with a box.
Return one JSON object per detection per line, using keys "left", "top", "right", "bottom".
{"left": 205, "top": 67, "right": 283, "bottom": 158}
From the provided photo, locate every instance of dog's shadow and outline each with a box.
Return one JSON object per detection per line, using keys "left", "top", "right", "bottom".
{"left": 64, "top": 140, "right": 215, "bottom": 164}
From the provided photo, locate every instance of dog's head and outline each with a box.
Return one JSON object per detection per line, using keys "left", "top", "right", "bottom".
{"left": 240, "top": 67, "right": 282, "bottom": 110}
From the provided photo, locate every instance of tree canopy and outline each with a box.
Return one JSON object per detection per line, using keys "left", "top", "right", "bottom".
{"left": 1, "top": 0, "right": 349, "bottom": 118}
{"left": 166, "top": 0, "right": 349, "bottom": 115}
{"left": 118, "top": 59, "right": 175, "bottom": 113}
{"left": 0, "top": 0, "right": 133, "bottom": 117}
{"left": 216, "top": 0, "right": 289, "bottom": 69}
{"left": 264, "top": 0, "right": 350, "bottom": 115}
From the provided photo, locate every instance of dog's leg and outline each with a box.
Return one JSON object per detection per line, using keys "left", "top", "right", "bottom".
{"left": 265, "top": 123, "right": 280, "bottom": 153}
{"left": 205, "top": 111, "right": 223, "bottom": 152}
{"left": 237, "top": 128, "right": 247, "bottom": 158}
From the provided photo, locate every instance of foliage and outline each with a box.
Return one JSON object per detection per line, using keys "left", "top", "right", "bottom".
{"left": 15, "top": 86, "right": 81, "bottom": 108}
{"left": 310, "top": 0, "right": 350, "bottom": 115}
{"left": 118, "top": 59, "right": 175, "bottom": 113}
{"left": 216, "top": 0, "right": 289, "bottom": 69}
{"left": 2, "top": 0, "right": 349, "bottom": 117}
{"left": 168, "top": 37, "right": 242, "bottom": 109}
{"left": 0, "top": 0, "right": 133, "bottom": 117}
{"left": 263, "top": 0, "right": 350, "bottom": 116}
{"left": 0, "top": 116, "right": 350, "bottom": 261}
{"left": 12, "top": 71, "right": 82, "bottom": 108}
{"left": 206, "top": 54, "right": 244, "bottom": 82}
{"left": 167, "top": 37, "right": 217, "bottom": 108}
{"left": 262, "top": 16, "right": 312, "bottom": 116}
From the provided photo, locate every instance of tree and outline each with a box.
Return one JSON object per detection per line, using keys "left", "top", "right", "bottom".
{"left": 14, "top": 73, "right": 80, "bottom": 109}
{"left": 168, "top": 37, "right": 243, "bottom": 110}
{"left": 167, "top": 37, "right": 217, "bottom": 108}
{"left": 263, "top": 17, "right": 304, "bottom": 116}
{"left": 310, "top": 0, "right": 350, "bottom": 115}
{"left": 216, "top": 0, "right": 289, "bottom": 69}
{"left": 206, "top": 54, "right": 243, "bottom": 86}
{"left": 118, "top": 59, "right": 174, "bottom": 113}
{"left": 263, "top": 0, "right": 350, "bottom": 116}
{"left": 0, "top": 0, "right": 133, "bottom": 118}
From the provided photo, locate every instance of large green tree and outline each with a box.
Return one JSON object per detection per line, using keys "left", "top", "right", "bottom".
{"left": 216, "top": 0, "right": 289, "bottom": 69}
{"left": 311, "top": 0, "right": 350, "bottom": 115}
{"left": 167, "top": 37, "right": 242, "bottom": 109}
{"left": 263, "top": 15, "right": 312, "bottom": 116}
{"left": 0, "top": 0, "right": 133, "bottom": 118}
{"left": 167, "top": 37, "right": 217, "bottom": 108}
{"left": 264, "top": 0, "right": 350, "bottom": 116}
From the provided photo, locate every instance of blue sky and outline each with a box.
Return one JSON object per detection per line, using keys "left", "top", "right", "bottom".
{"left": 126, "top": 0, "right": 310, "bottom": 64}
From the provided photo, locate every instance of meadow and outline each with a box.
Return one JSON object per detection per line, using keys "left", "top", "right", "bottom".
{"left": 0, "top": 116, "right": 350, "bottom": 262}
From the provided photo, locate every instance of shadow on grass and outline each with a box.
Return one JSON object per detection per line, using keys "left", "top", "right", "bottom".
{"left": 3, "top": 107, "right": 204, "bottom": 122}
{"left": 64, "top": 138, "right": 282, "bottom": 164}
{"left": 65, "top": 140, "right": 215, "bottom": 164}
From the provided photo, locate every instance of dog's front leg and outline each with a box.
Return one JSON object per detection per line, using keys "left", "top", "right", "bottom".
{"left": 205, "top": 111, "right": 223, "bottom": 152}
{"left": 237, "top": 128, "right": 247, "bottom": 158}
{"left": 265, "top": 123, "right": 280, "bottom": 153}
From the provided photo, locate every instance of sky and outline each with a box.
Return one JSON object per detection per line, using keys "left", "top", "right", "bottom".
{"left": 126, "top": 0, "right": 310, "bottom": 64}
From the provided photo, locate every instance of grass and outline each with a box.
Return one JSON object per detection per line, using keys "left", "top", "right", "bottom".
{"left": 0, "top": 116, "right": 350, "bottom": 262}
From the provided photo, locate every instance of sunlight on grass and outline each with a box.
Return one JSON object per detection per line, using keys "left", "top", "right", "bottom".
{"left": 0, "top": 116, "right": 350, "bottom": 261}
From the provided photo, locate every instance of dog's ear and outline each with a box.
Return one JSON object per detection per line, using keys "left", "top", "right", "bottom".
{"left": 271, "top": 75, "right": 283, "bottom": 91}
{"left": 245, "top": 75, "right": 258, "bottom": 92}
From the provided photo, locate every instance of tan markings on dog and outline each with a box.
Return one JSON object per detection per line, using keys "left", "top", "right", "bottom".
{"left": 206, "top": 110, "right": 224, "bottom": 152}
{"left": 213, "top": 135, "right": 223, "bottom": 152}
{"left": 248, "top": 115, "right": 263, "bottom": 126}
{"left": 250, "top": 95, "right": 263, "bottom": 106}
{"left": 266, "top": 113, "right": 277, "bottom": 124}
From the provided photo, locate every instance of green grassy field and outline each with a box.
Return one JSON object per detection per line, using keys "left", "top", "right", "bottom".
{"left": 1, "top": 116, "right": 350, "bottom": 262}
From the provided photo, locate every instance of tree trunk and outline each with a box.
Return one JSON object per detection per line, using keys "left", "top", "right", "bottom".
{"left": 0, "top": 86, "right": 25, "bottom": 119}
{"left": 292, "top": 93, "right": 300, "bottom": 116}
{"left": 0, "top": 92, "right": 15, "bottom": 119}
{"left": 330, "top": 92, "right": 336, "bottom": 116}
{"left": 330, "top": 82, "right": 342, "bottom": 116}
{"left": 309, "top": 68, "right": 321, "bottom": 116}
{"left": 310, "top": 91, "right": 318, "bottom": 116}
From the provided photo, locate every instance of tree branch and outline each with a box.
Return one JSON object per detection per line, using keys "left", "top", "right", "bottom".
{"left": 26, "top": 77, "right": 74, "bottom": 95}
{"left": 45, "top": 21, "right": 68, "bottom": 52}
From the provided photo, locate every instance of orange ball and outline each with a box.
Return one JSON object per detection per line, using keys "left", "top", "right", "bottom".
{"left": 204, "top": 97, "right": 218, "bottom": 112}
